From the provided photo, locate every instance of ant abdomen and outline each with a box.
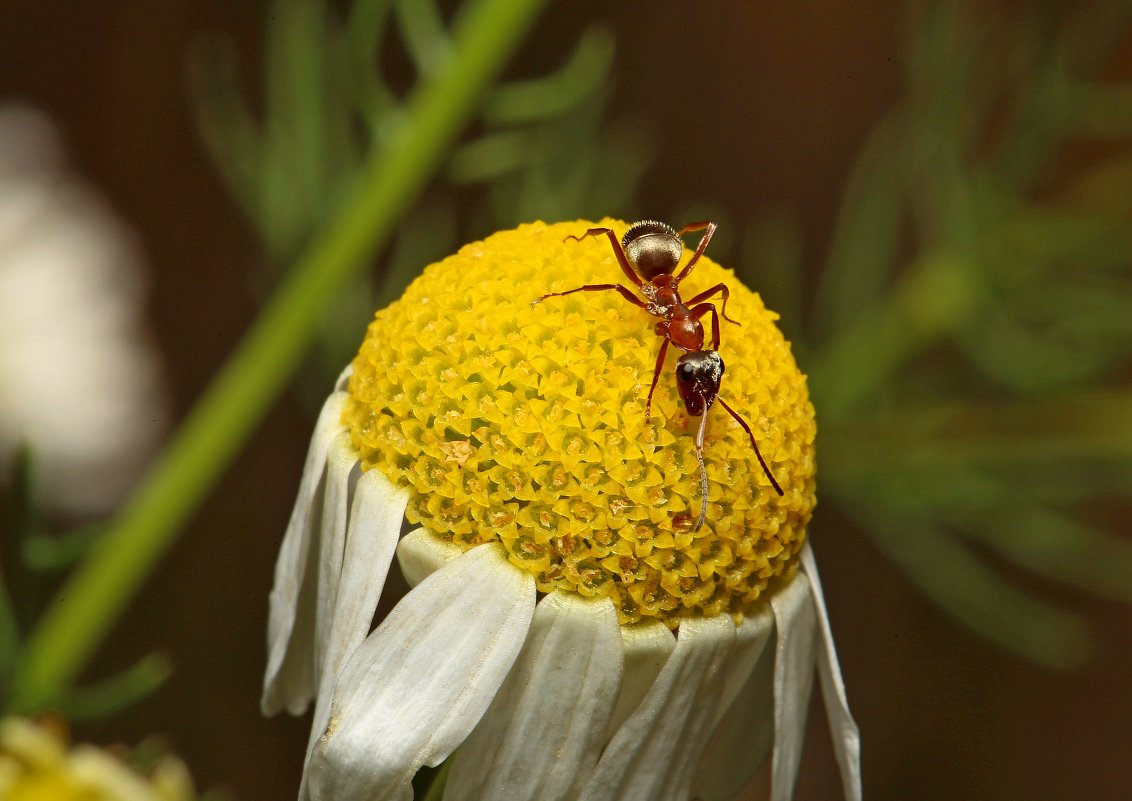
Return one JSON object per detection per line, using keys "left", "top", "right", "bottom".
{"left": 622, "top": 220, "right": 682, "bottom": 280}
{"left": 660, "top": 317, "right": 705, "bottom": 352}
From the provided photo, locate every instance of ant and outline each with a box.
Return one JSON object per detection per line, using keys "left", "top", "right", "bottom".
{"left": 533, "top": 220, "right": 784, "bottom": 531}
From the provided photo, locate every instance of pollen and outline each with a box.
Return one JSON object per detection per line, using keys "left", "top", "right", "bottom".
{"left": 344, "top": 220, "right": 816, "bottom": 627}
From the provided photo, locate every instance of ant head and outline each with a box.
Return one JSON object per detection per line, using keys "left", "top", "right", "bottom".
{"left": 675, "top": 350, "right": 724, "bottom": 417}
{"left": 623, "top": 220, "right": 682, "bottom": 280}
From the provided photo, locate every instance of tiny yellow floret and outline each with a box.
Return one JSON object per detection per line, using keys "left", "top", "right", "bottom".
{"left": 345, "top": 220, "right": 816, "bottom": 626}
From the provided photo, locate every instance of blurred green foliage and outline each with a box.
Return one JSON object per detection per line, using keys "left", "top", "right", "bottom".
{"left": 5, "top": 0, "right": 548, "bottom": 716}
{"left": 189, "top": 0, "right": 651, "bottom": 388}
{"left": 6, "top": 0, "right": 1129, "bottom": 732}
{"left": 191, "top": 0, "right": 1132, "bottom": 667}
{"left": 0, "top": 449, "right": 171, "bottom": 719}
{"left": 749, "top": 1, "right": 1132, "bottom": 667}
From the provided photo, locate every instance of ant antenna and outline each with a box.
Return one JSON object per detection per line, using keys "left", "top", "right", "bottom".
{"left": 693, "top": 405, "right": 710, "bottom": 532}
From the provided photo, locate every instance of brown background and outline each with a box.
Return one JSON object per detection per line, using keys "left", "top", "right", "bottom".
{"left": 2, "top": 2, "right": 1130, "bottom": 799}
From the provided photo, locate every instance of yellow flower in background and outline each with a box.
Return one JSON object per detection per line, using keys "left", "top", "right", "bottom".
{"left": 0, "top": 716, "right": 197, "bottom": 801}
{"left": 263, "top": 221, "right": 860, "bottom": 801}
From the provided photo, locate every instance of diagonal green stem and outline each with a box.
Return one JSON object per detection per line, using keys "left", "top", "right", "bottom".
{"left": 9, "top": 0, "right": 545, "bottom": 712}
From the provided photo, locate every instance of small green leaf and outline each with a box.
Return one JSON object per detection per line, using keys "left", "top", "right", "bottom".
{"left": 23, "top": 525, "right": 105, "bottom": 572}
{"left": 346, "top": 0, "right": 400, "bottom": 125}
{"left": 50, "top": 653, "right": 172, "bottom": 722}
{"left": 186, "top": 34, "right": 265, "bottom": 227}
{"left": 964, "top": 507, "right": 1132, "bottom": 604}
{"left": 394, "top": 0, "right": 452, "bottom": 77}
{"left": 483, "top": 27, "right": 614, "bottom": 127}
{"left": 447, "top": 129, "right": 534, "bottom": 183}
{"left": 863, "top": 510, "right": 1091, "bottom": 670}
{"left": 812, "top": 112, "right": 905, "bottom": 340}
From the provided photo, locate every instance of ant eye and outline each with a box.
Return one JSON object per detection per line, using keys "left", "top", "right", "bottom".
{"left": 677, "top": 363, "right": 695, "bottom": 381}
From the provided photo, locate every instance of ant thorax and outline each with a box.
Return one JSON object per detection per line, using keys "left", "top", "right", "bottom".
{"left": 643, "top": 292, "right": 676, "bottom": 319}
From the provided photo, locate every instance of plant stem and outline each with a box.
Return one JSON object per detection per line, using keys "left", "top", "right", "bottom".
{"left": 9, "top": 0, "right": 545, "bottom": 712}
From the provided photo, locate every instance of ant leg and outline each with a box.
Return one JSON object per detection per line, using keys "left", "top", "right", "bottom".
{"left": 690, "top": 303, "right": 722, "bottom": 350}
{"left": 564, "top": 227, "right": 644, "bottom": 288}
{"left": 716, "top": 397, "right": 784, "bottom": 496}
{"left": 645, "top": 338, "right": 670, "bottom": 419}
{"left": 532, "top": 283, "right": 647, "bottom": 310}
{"left": 673, "top": 221, "right": 717, "bottom": 284}
{"left": 685, "top": 282, "right": 740, "bottom": 325}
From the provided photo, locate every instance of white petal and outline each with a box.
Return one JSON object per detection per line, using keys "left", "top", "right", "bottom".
{"left": 769, "top": 571, "right": 818, "bottom": 801}
{"left": 307, "top": 543, "right": 535, "bottom": 801}
{"left": 263, "top": 392, "right": 347, "bottom": 716}
{"left": 579, "top": 615, "right": 736, "bottom": 801}
{"left": 313, "top": 433, "right": 360, "bottom": 686}
{"left": 445, "top": 591, "right": 623, "bottom": 801}
{"left": 335, "top": 363, "right": 353, "bottom": 392}
{"left": 605, "top": 619, "right": 675, "bottom": 740}
{"left": 690, "top": 608, "right": 776, "bottom": 801}
{"left": 801, "top": 544, "right": 862, "bottom": 801}
{"left": 396, "top": 527, "right": 465, "bottom": 588}
{"left": 307, "top": 468, "right": 410, "bottom": 755}
{"left": 714, "top": 606, "right": 775, "bottom": 727}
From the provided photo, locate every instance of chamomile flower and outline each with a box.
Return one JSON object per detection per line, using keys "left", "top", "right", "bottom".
{"left": 264, "top": 221, "right": 861, "bottom": 801}
{"left": 0, "top": 104, "right": 164, "bottom": 514}
{"left": 0, "top": 716, "right": 198, "bottom": 801}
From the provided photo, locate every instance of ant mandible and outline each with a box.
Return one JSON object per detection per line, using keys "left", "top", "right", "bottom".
{"left": 532, "top": 220, "right": 785, "bottom": 531}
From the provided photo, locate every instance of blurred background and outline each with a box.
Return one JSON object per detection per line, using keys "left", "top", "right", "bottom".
{"left": 2, "top": 1, "right": 1131, "bottom": 799}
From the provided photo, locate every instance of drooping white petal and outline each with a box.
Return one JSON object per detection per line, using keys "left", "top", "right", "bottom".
{"left": 801, "top": 544, "right": 862, "bottom": 801}
{"left": 769, "top": 571, "right": 818, "bottom": 801}
{"left": 605, "top": 619, "right": 675, "bottom": 740}
{"left": 313, "top": 433, "right": 360, "bottom": 687}
{"left": 579, "top": 614, "right": 736, "bottom": 801}
{"left": 714, "top": 606, "right": 775, "bottom": 726}
{"left": 690, "top": 608, "right": 776, "bottom": 801}
{"left": 307, "top": 468, "right": 410, "bottom": 755}
{"left": 307, "top": 543, "right": 535, "bottom": 801}
{"left": 263, "top": 392, "right": 347, "bottom": 716}
{"left": 445, "top": 591, "right": 623, "bottom": 801}
{"left": 396, "top": 527, "right": 465, "bottom": 588}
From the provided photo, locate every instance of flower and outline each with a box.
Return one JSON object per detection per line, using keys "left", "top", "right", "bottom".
{"left": 0, "top": 104, "right": 164, "bottom": 514}
{"left": 0, "top": 715, "right": 199, "bottom": 800}
{"left": 264, "top": 221, "right": 861, "bottom": 801}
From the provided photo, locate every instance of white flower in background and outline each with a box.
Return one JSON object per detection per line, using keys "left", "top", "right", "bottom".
{"left": 264, "top": 222, "right": 861, "bottom": 801}
{"left": 0, "top": 104, "right": 164, "bottom": 514}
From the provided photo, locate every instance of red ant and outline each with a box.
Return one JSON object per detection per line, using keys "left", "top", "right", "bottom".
{"left": 533, "top": 220, "right": 784, "bottom": 531}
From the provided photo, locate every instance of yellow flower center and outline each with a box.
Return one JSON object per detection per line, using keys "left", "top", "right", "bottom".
{"left": 345, "top": 220, "right": 815, "bottom": 626}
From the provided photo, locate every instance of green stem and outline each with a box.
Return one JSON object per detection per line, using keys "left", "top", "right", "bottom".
{"left": 9, "top": 0, "right": 545, "bottom": 712}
